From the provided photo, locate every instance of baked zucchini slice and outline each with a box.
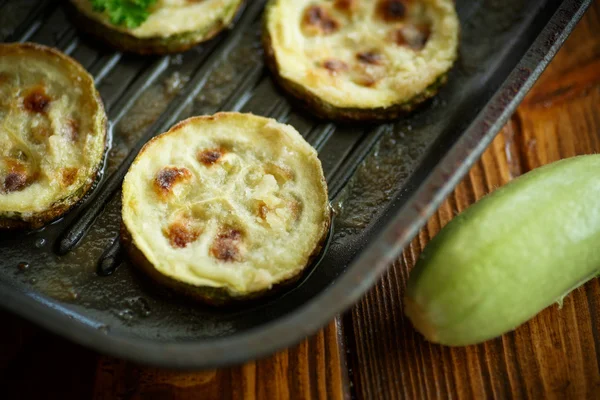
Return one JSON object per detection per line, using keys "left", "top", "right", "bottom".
{"left": 121, "top": 112, "right": 330, "bottom": 305}
{"left": 264, "top": 0, "right": 459, "bottom": 121}
{"left": 0, "top": 43, "right": 107, "bottom": 230}
{"left": 67, "top": 0, "right": 245, "bottom": 54}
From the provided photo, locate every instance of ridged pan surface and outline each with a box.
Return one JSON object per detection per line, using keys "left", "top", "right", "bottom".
{"left": 0, "top": 0, "right": 591, "bottom": 368}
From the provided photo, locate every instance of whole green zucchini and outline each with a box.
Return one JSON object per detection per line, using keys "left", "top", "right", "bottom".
{"left": 405, "top": 155, "right": 600, "bottom": 346}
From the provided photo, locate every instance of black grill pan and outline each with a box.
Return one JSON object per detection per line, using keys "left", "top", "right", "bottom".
{"left": 0, "top": 0, "right": 591, "bottom": 368}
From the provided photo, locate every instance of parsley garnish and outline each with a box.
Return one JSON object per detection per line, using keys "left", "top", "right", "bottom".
{"left": 90, "top": 0, "right": 158, "bottom": 29}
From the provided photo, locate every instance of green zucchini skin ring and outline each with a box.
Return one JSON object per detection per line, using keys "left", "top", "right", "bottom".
{"left": 65, "top": 1, "right": 245, "bottom": 55}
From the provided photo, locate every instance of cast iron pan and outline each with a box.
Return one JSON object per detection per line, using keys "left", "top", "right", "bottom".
{"left": 0, "top": 0, "right": 591, "bottom": 368}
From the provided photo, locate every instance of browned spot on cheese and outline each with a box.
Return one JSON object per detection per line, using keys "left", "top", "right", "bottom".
{"left": 198, "top": 148, "right": 225, "bottom": 166}
{"left": 65, "top": 119, "right": 80, "bottom": 142}
{"left": 351, "top": 71, "right": 379, "bottom": 87}
{"left": 257, "top": 201, "right": 270, "bottom": 220}
{"left": 285, "top": 198, "right": 303, "bottom": 222}
{"left": 210, "top": 227, "right": 243, "bottom": 262}
{"left": 334, "top": 0, "right": 356, "bottom": 12}
{"left": 361, "top": 78, "right": 378, "bottom": 87}
{"left": 357, "top": 51, "right": 384, "bottom": 65}
{"left": 264, "top": 162, "right": 295, "bottom": 185}
{"left": 393, "top": 24, "right": 431, "bottom": 50}
{"left": 322, "top": 59, "right": 349, "bottom": 75}
{"left": 23, "top": 87, "right": 51, "bottom": 114}
{"left": 165, "top": 219, "right": 201, "bottom": 249}
{"left": 3, "top": 159, "right": 31, "bottom": 193}
{"left": 61, "top": 168, "right": 78, "bottom": 187}
{"left": 154, "top": 167, "right": 192, "bottom": 199}
{"left": 377, "top": 0, "right": 408, "bottom": 22}
{"left": 303, "top": 5, "right": 340, "bottom": 35}
{"left": 5, "top": 158, "right": 24, "bottom": 171}
{"left": 3, "top": 172, "right": 28, "bottom": 193}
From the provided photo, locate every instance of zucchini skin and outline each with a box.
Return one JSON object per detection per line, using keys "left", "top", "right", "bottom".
{"left": 120, "top": 219, "right": 330, "bottom": 306}
{"left": 0, "top": 177, "right": 101, "bottom": 229}
{"left": 64, "top": 1, "right": 245, "bottom": 55}
{"left": 405, "top": 155, "right": 600, "bottom": 346}
{"left": 262, "top": 23, "right": 448, "bottom": 122}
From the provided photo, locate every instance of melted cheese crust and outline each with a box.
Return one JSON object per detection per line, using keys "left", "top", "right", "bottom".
{"left": 266, "top": 0, "right": 459, "bottom": 110}
{"left": 0, "top": 43, "right": 105, "bottom": 220}
{"left": 70, "top": 0, "right": 243, "bottom": 39}
{"left": 122, "top": 113, "right": 330, "bottom": 295}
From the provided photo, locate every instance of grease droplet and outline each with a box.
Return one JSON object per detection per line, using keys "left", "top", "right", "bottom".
{"left": 68, "top": 288, "right": 79, "bottom": 301}
{"left": 125, "top": 297, "right": 152, "bottom": 317}
{"left": 171, "top": 54, "right": 184, "bottom": 65}
{"left": 18, "top": 262, "right": 29, "bottom": 271}
{"left": 117, "top": 309, "right": 134, "bottom": 322}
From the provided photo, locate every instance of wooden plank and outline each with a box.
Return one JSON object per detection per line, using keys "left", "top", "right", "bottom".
{"left": 0, "top": 313, "right": 98, "bottom": 400}
{"left": 91, "top": 320, "right": 349, "bottom": 400}
{"left": 0, "top": 311, "right": 38, "bottom": 373}
{"left": 346, "top": 3, "right": 600, "bottom": 399}
{"left": 0, "top": 312, "right": 348, "bottom": 399}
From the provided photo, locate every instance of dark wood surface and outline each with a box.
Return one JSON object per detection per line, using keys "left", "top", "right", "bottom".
{"left": 1, "top": 3, "right": 600, "bottom": 399}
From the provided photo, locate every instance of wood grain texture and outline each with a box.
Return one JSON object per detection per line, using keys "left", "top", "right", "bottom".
{"left": 0, "top": 314, "right": 98, "bottom": 400}
{"left": 0, "top": 312, "right": 348, "bottom": 400}
{"left": 346, "top": 3, "right": 600, "bottom": 399}
{"left": 89, "top": 320, "right": 348, "bottom": 400}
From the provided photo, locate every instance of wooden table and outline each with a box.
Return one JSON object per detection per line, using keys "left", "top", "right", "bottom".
{"left": 2, "top": 3, "right": 600, "bottom": 399}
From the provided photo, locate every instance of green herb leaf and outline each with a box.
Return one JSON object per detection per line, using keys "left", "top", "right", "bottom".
{"left": 90, "top": 0, "right": 157, "bottom": 29}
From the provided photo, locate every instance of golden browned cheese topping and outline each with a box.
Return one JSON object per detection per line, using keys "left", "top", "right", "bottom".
{"left": 165, "top": 219, "right": 202, "bottom": 249}
{"left": 210, "top": 227, "right": 243, "bottom": 262}
{"left": 154, "top": 166, "right": 192, "bottom": 199}
{"left": 302, "top": 5, "right": 340, "bottom": 35}
{"left": 198, "top": 148, "right": 224, "bottom": 166}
